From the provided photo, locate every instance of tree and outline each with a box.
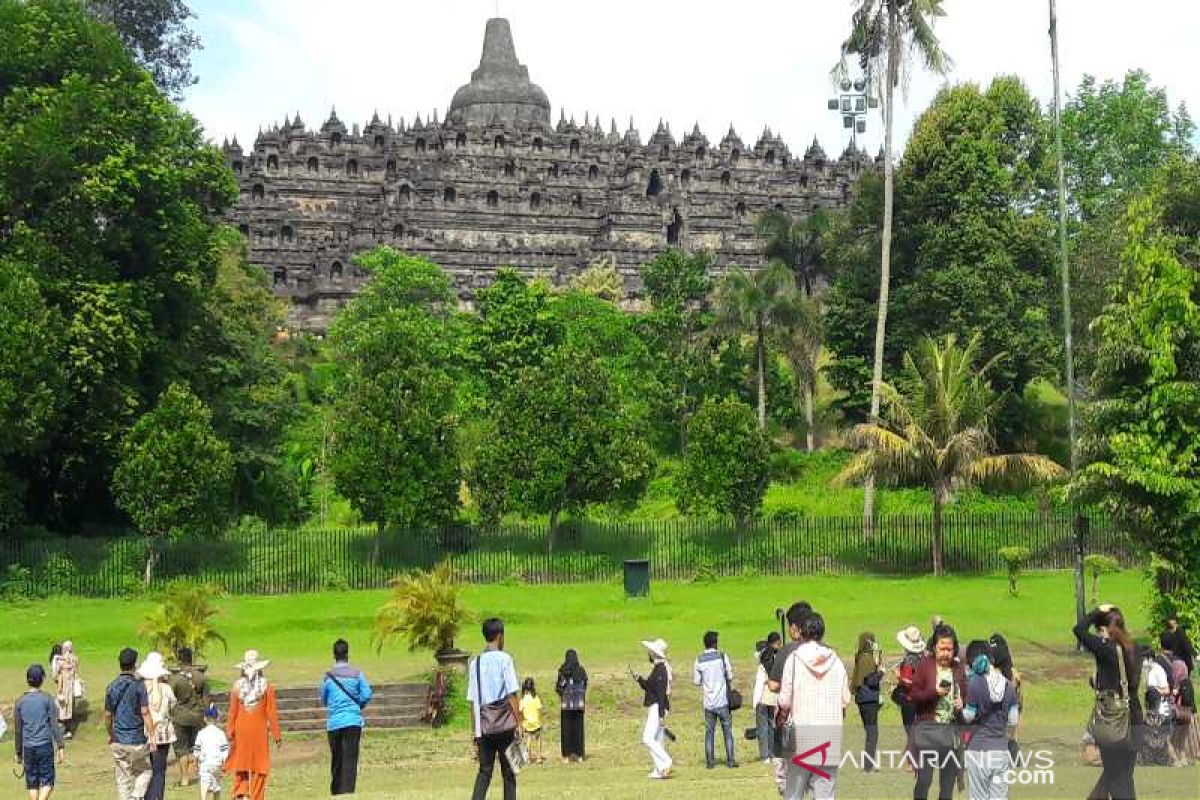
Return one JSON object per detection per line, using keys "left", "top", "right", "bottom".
{"left": 676, "top": 397, "right": 770, "bottom": 531}
{"left": 835, "top": 335, "right": 1065, "bottom": 575}
{"left": 470, "top": 343, "right": 655, "bottom": 551}
{"left": 113, "top": 383, "right": 234, "bottom": 584}
{"left": 84, "top": 0, "right": 201, "bottom": 98}
{"left": 469, "top": 268, "right": 562, "bottom": 401}
{"left": 568, "top": 259, "right": 624, "bottom": 303}
{"left": 774, "top": 293, "right": 824, "bottom": 452}
{"left": 712, "top": 263, "right": 797, "bottom": 429}
{"left": 328, "top": 249, "right": 463, "bottom": 558}
{"left": 138, "top": 579, "right": 226, "bottom": 658}
{"left": 1066, "top": 195, "right": 1200, "bottom": 627}
{"left": 755, "top": 208, "right": 835, "bottom": 297}
{"left": 838, "top": 0, "right": 952, "bottom": 523}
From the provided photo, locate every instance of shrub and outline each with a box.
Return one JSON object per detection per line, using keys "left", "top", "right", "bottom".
{"left": 1084, "top": 554, "right": 1121, "bottom": 607}
{"left": 997, "top": 546, "right": 1030, "bottom": 596}
{"left": 769, "top": 448, "right": 807, "bottom": 482}
{"left": 39, "top": 552, "right": 78, "bottom": 596}
{"left": 690, "top": 553, "right": 719, "bottom": 584}
{"left": 320, "top": 566, "right": 350, "bottom": 592}
{"left": 0, "top": 564, "right": 33, "bottom": 601}
{"left": 374, "top": 561, "right": 469, "bottom": 655}
{"left": 138, "top": 580, "right": 227, "bottom": 659}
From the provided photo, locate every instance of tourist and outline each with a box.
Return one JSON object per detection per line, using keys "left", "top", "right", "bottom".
{"left": 14, "top": 664, "right": 65, "bottom": 800}
{"left": 1073, "top": 605, "right": 1140, "bottom": 800}
{"left": 1138, "top": 646, "right": 1174, "bottom": 766}
{"left": 850, "top": 631, "right": 884, "bottom": 771}
{"left": 635, "top": 638, "right": 673, "bottom": 779}
{"left": 752, "top": 635, "right": 781, "bottom": 763}
{"left": 987, "top": 633, "right": 1023, "bottom": 759}
{"left": 225, "top": 650, "right": 282, "bottom": 800}
{"left": 554, "top": 649, "right": 587, "bottom": 763}
{"left": 693, "top": 630, "right": 738, "bottom": 769}
{"left": 518, "top": 678, "right": 544, "bottom": 764}
{"left": 169, "top": 647, "right": 210, "bottom": 788}
{"left": 104, "top": 647, "right": 155, "bottom": 800}
{"left": 321, "top": 638, "right": 372, "bottom": 796}
{"left": 1169, "top": 657, "right": 1200, "bottom": 763}
{"left": 895, "top": 625, "right": 927, "bottom": 734}
{"left": 49, "top": 642, "right": 80, "bottom": 741}
{"left": 768, "top": 603, "right": 814, "bottom": 793}
{"left": 961, "top": 640, "right": 1019, "bottom": 800}
{"left": 909, "top": 624, "right": 967, "bottom": 800}
{"left": 194, "top": 704, "right": 229, "bottom": 800}
{"left": 1160, "top": 614, "right": 1195, "bottom": 674}
{"left": 140, "top": 652, "right": 177, "bottom": 800}
{"left": 467, "top": 618, "right": 521, "bottom": 800}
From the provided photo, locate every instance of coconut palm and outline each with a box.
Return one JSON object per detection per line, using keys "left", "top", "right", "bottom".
{"left": 754, "top": 208, "right": 835, "bottom": 297}
{"left": 773, "top": 292, "right": 824, "bottom": 452}
{"left": 712, "top": 262, "right": 797, "bottom": 429}
{"left": 837, "top": 0, "right": 952, "bottom": 524}
{"left": 835, "top": 335, "right": 1065, "bottom": 576}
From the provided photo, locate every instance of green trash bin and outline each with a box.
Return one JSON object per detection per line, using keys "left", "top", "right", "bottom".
{"left": 624, "top": 558, "right": 650, "bottom": 598}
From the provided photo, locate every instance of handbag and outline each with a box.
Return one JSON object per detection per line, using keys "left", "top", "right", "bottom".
{"left": 560, "top": 677, "right": 586, "bottom": 712}
{"left": 721, "top": 652, "right": 743, "bottom": 712}
{"left": 913, "top": 720, "right": 958, "bottom": 753}
{"left": 73, "top": 677, "right": 84, "bottom": 699}
{"left": 1087, "top": 641, "right": 1131, "bottom": 748}
{"left": 856, "top": 670, "right": 883, "bottom": 705}
{"left": 475, "top": 653, "right": 518, "bottom": 736}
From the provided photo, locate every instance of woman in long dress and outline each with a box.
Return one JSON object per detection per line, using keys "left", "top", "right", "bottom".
{"left": 225, "top": 650, "right": 281, "bottom": 800}
{"left": 51, "top": 640, "right": 79, "bottom": 738}
{"left": 140, "top": 651, "right": 177, "bottom": 800}
{"left": 555, "top": 649, "right": 588, "bottom": 762}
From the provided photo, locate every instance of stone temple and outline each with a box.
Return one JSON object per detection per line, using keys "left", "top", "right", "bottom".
{"left": 224, "top": 18, "right": 873, "bottom": 329}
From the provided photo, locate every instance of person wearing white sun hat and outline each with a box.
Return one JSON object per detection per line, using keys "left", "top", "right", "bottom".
{"left": 634, "top": 638, "right": 674, "bottom": 779}
{"left": 894, "top": 625, "right": 927, "bottom": 735}
{"left": 139, "top": 652, "right": 176, "bottom": 800}
{"left": 225, "top": 650, "right": 281, "bottom": 800}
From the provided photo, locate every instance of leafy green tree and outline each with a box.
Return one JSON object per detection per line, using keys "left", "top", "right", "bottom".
{"left": 836, "top": 335, "right": 1065, "bottom": 575}
{"left": 113, "top": 383, "right": 234, "bottom": 584}
{"left": 755, "top": 208, "right": 835, "bottom": 297}
{"left": 470, "top": 343, "right": 654, "bottom": 551}
{"left": 774, "top": 293, "right": 824, "bottom": 452}
{"left": 1066, "top": 195, "right": 1200, "bottom": 627}
{"left": 329, "top": 249, "right": 463, "bottom": 557}
{"left": 568, "top": 259, "right": 624, "bottom": 303}
{"left": 469, "top": 268, "right": 562, "bottom": 400}
{"left": 837, "top": 0, "right": 952, "bottom": 521}
{"left": 85, "top": 0, "right": 201, "bottom": 98}
{"left": 713, "top": 263, "right": 797, "bottom": 430}
{"left": 676, "top": 397, "right": 770, "bottom": 530}
{"left": 0, "top": 261, "right": 64, "bottom": 459}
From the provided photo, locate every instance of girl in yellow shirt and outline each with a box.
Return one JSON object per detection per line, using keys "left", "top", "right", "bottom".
{"left": 519, "top": 678, "right": 545, "bottom": 763}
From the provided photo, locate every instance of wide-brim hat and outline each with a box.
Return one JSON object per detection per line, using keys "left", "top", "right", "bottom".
{"left": 641, "top": 638, "right": 668, "bottom": 660}
{"left": 138, "top": 651, "right": 170, "bottom": 681}
{"left": 896, "top": 625, "right": 926, "bottom": 654}
{"left": 237, "top": 649, "right": 271, "bottom": 673}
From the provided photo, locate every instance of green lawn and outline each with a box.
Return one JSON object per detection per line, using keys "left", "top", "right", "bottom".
{"left": 2, "top": 571, "right": 1194, "bottom": 798}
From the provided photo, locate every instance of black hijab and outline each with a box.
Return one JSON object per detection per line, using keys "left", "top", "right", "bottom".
{"left": 558, "top": 649, "right": 587, "bottom": 683}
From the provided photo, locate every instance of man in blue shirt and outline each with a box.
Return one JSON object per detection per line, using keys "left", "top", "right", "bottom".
{"left": 467, "top": 618, "right": 522, "bottom": 800}
{"left": 104, "top": 648, "right": 154, "bottom": 800}
{"left": 15, "top": 664, "right": 65, "bottom": 800}
{"left": 320, "top": 638, "right": 373, "bottom": 796}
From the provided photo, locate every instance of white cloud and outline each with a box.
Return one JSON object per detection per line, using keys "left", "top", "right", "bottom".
{"left": 185, "top": 0, "right": 1200, "bottom": 155}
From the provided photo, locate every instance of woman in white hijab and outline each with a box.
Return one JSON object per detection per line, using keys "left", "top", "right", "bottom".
{"left": 634, "top": 639, "right": 674, "bottom": 779}
{"left": 140, "top": 651, "right": 176, "bottom": 800}
{"left": 225, "top": 650, "right": 281, "bottom": 800}
{"left": 51, "top": 640, "right": 80, "bottom": 739}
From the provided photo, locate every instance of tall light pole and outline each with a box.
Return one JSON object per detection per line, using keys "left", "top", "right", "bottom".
{"left": 1049, "top": 0, "right": 1086, "bottom": 629}
{"left": 828, "top": 79, "right": 879, "bottom": 150}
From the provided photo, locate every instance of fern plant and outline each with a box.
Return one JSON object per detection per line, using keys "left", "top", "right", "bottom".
{"left": 373, "top": 562, "right": 469, "bottom": 655}
{"left": 138, "top": 579, "right": 227, "bottom": 659}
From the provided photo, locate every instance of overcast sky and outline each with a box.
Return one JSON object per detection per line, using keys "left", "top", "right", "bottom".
{"left": 183, "top": 0, "right": 1199, "bottom": 156}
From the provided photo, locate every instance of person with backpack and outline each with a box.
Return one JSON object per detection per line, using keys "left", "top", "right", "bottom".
{"left": 752, "top": 633, "right": 782, "bottom": 763}
{"left": 554, "top": 649, "right": 587, "bottom": 762}
{"left": 961, "top": 640, "right": 1019, "bottom": 800}
{"left": 693, "top": 630, "right": 738, "bottom": 770}
{"left": 467, "top": 618, "right": 522, "bottom": 800}
{"left": 850, "top": 631, "right": 884, "bottom": 772}
{"left": 104, "top": 647, "right": 156, "bottom": 800}
{"left": 168, "top": 647, "right": 210, "bottom": 788}
{"left": 894, "top": 625, "right": 927, "bottom": 735}
{"left": 320, "top": 639, "right": 373, "bottom": 795}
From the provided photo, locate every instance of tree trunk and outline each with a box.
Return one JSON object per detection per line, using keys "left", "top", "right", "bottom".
{"left": 143, "top": 539, "right": 160, "bottom": 587}
{"left": 756, "top": 319, "right": 767, "bottom": 430}
{"left": 932, "top": 490, "right": 945, "bottom": 577}
{"left": 548, "top": 506, "right": 560, "bottom": 555}
{"left": 373, "top": 522, "right": 383, "bottom": 565}
{"left": 864, "top": 4, "right": 900, "bottom": 535}
{"left": 803, "top": 383, "right": 815, "bottom": 453}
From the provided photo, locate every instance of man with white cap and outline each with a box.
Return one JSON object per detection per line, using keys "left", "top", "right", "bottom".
{"left": 634, "top": 638, "right": 673, "bottom": 779}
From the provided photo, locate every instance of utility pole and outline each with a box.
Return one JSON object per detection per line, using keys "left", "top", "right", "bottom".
{"left": 1049, "top": 0, "right": 1086, "bottom": 631}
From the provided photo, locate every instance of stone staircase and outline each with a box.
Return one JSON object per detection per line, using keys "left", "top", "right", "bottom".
{"left": 212, "top": 683, "right": 431, "bottom": 733}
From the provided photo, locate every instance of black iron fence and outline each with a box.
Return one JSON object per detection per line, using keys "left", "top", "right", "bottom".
{"left": 0, "top": 513, "right": 1135, "bottom": 597}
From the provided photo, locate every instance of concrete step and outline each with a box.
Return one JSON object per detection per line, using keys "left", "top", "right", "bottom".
{"left": 209, "top": 682, "right": 431, "bottom": 731}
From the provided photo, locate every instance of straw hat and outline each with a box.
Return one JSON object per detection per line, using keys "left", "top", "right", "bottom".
{"left": 641, "top": 638, "right": 668, "bottom": 660}
{"left": 896, "top": 625, "right": 926, "bottom": 655}
{"left": 138, "top": 651, "right": 170, "bottom": 681}
{"left": 236, "top": 649, "right": 271, "bottom": 674}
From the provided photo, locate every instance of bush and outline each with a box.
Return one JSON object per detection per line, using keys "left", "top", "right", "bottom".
{"left": 138, "top": 580, "right": 227, "bottom": 659}
{"left": 1084, "top": 554, "right": 1121, "bottom": 607}
{"left": 0, "top": 564, "right": 33, "bottom": 601}
{"left": 320, "top": 566, "right": 350, "bottom": 592}
{"left": 374, "top": 561, "right": 469, "bottom": 655}
{"left": 769, "top": 448, "right": 807, "bottom": 482}
{"left": 39, "top": 552, "right": 78, "bottom": 596}
{"left": 998, "top": 546, "right": 1030, "bottom": 596}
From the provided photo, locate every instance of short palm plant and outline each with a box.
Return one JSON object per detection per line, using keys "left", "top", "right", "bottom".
{"left": 138, "top": 579, "right": 227, "bottom": 660}
{"left": 373, "top": 561, "right": 469, "bottom": 656}
{"left": 836, "top": 334, "right": 1066, "bottom": 575}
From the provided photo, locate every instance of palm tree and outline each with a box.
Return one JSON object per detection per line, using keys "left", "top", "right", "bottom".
{"left": 835, "top": 335, "right": 1065, "bottom": 576}
{"left": 712, "top": 262, "right": 797, "bottom": 429}
{"left": 773, "top": 293, "right": 824, "bottom": 451}
{"left": 838, "top": 0, "right": 952, "bottom": 525}
{"left": 754, "top": 208, "right": 835, "bottom": 297}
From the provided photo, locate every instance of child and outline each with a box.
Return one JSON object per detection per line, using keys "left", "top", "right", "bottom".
{"left": 192, "top": 704, "right": 229, "bottom": 800}
{"left": 519, "top": 677, "right": 545, "bottom": 764}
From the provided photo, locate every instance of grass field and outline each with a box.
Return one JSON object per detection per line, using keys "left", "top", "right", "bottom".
{"left": 1, "top": 570, "right": 1195, "bottom": 798}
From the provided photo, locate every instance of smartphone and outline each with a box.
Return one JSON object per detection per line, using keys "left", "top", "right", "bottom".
{"left": 939, "top": 679, "right": 952, "bottom": 689}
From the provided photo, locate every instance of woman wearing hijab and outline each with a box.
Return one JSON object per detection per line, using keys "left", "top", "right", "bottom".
{"left": 1169, "top": 657, "right": 1199, "bottom": 762}
{"left": 50, "top": 641, "right": 80, "bottom": 739}
{"left": 635, "top": 638, "right": 673, "bottom": 780}
{"left": 851, "top": 631, "right": 884, "bottom": 771}
{"left": 988, "top": 633, "right": 1022, "bottom": 759}
{"left": 140, "top": 652, "right": 177, "bottom": 800}
{"left": 555, "top": 649, "right": 588, "bottom": 762}
{"left": 225, "top": 650, "right": 282, "bottom": 800}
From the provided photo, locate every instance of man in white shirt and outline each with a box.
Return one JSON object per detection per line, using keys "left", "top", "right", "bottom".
{"left": 467, "top": 618, "right": 522, "bottom": 800}
{"left": 693, "top": 630, "right": 738, "bottom": 769}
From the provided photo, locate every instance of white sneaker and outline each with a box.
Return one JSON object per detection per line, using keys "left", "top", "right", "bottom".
{"left": 648, "top": 770, "right": 662, "bottom": 779}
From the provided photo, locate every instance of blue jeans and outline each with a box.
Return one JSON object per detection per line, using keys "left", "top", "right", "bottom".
{"left": 755, "top": 704, "right": 775, "bottom": 761}
{"left": 704, "top": 705, "right": 736, "bottom": 767}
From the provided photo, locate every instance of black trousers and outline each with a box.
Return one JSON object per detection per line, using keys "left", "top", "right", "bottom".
{"left": 913, "top": 742, "right": 959, "bottom": 800}
{"left": 858, "top": 702, "right": 880, "bottom": 769}
{"left": 328, "top": 725, "right": 362, "bottom": 795}
{"left": 145, "top": 744, "right": 169, "bottom": 800}
{"left": 1089, "top": 742, "right": 1136, "bottom": 800}
{"left": 472, "top": 730, "right": 516, "bottom": 800}
{"left": 560, "top": 710, "right": 585, "bottom": 758}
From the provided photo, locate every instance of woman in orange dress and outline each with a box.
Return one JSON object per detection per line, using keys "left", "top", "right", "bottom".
{"left": 225, "top": 650, "right": 281, "bottom": 800}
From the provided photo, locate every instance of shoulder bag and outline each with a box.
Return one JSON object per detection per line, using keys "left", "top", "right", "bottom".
{"left": 475, "top": 653, "right": 518, "bottom": 736}
{"left": 1087, "top": 641, "right": 1131, "bottom": 747}
{"left": 721, "top": 652, "right": 743, "bottom": 711}
{"left": 326, "top": 671, "right": 366, "bottom": 709}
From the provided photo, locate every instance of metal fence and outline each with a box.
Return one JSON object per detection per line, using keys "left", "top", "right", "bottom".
{"left": 0, "top": 513, "right": 1135, "bottom": 597}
